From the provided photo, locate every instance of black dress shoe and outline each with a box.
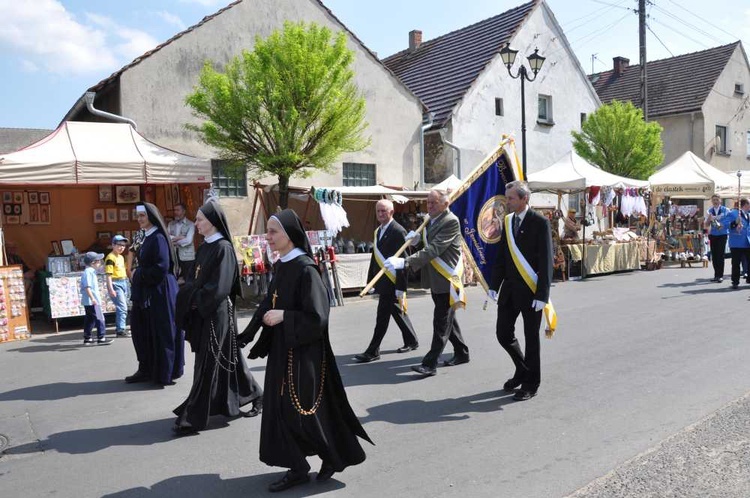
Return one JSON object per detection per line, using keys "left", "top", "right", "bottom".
{"left": 411, "top": 365, "right": 436, "bottom": 376}
{"left": 316, "top": 462, "right": 336, "bottom": 482}
{"left": 503, "top": 377, "right": 523, "bottom": 392}
{"left": 241, "top": 398, "right": 263, "bottom": 418}
{"left": 513, "top": 389, "right": 537, "bottom": 401}
{"left": 124, "top": 371, "right": 149, "bottom": 384}
{"left": 353, "top": 352, "right": 380, "bottom": 363}
{"left": 268, "top": 470, "right": 310, "bottom": 492}
{"left": 397, "top": 343, "right": 419, "bottom": 353}
{"left": 172, "top": 424, "right": 199, "bottom": 437}
{"left": 442, "top": 355, "right": 470, "bottom": 367}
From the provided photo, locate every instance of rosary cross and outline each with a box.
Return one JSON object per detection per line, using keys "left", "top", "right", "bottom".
{"left": 272, "top": 291, "right": 278, "bottom": 309}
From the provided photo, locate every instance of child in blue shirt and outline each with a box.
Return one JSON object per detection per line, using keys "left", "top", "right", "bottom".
{"left": 80, "top": 251, "right": 113, "bottom": 346}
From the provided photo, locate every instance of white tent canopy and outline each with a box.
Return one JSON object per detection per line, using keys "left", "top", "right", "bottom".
{"left": 648, "top": 151, "right": 735, "bottom": 199}
{"left": 527, "top": 150, "right": 649, "bottom": 191}
{"left": 0, "top": 121, "right": 211, "bottom": 184}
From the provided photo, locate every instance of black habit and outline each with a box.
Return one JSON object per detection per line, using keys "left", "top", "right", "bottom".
{"left": 239, "top": 210, "right": 371, "bottom": 474}
{"left": 173, "top": 232, "right": 263, "bottom": 430}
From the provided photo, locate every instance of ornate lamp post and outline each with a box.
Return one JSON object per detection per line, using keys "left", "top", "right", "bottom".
{"left": 499, "top": 45, "right": 546, "bottom": 179}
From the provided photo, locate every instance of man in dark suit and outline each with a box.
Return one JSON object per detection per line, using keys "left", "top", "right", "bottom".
{"left": 385, "top": 189, "right": 470, "bottom": 377}
{"left": 488, "top": 180, "right": 552, "bottom": 401}
{"left": 354, "top": 200, "right": 419, "bottom": 363}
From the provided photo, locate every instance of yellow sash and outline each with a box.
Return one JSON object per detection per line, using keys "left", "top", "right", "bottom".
{"left": 504, "top": 214, "right": 558, "bottom": 337}
{"left": 373, "top": 228, "right": 396, "bottom": 284}
{"left": 424, "top": 229, "right": 466, "bottom": 309}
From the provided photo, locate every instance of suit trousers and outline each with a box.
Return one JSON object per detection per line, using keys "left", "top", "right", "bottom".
{"left": 421, "top": 292, "right": 469, "bottom": 369}
{"left": 708, "top": 235, "right": 727, "bottom": 279}
{"left": 364, "top": 291, "right": 418, "bottom": 355}
{"left": 730, "top": 247, "right": 750, "bottom": 285}
{"left": 496, "top": 301, "right": 543, "bottom": 391}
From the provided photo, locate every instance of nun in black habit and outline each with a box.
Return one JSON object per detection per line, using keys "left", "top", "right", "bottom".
{"left": 172, "top": 200, "right": 263, "bottom": 436}
{"left": 126, "top": 202, "right": 184, "bottom": 386}
{"left": 237, "top": 209, "right": 372, "bottom": 493}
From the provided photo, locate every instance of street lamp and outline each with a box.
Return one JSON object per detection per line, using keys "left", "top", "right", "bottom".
{"left": 499, "top": 45, "right": 546, "bottom": 179}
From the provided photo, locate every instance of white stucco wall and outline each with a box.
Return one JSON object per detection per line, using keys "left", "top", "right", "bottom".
{"left": 654, "top": 113, "right": 701, "bottom": 165}
{"left": 701, "top": 45, "right": 750, "bottom": 173}
{"left": 115, "top": 0, "right": 422, "bottom": 232}
{"left": 448, "top": 3, "right": 600, "bottom": 180}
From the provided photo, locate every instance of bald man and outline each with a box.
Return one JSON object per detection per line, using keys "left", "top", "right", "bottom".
{"left": 354, "top": 200, "right": 419, "bottom": 363}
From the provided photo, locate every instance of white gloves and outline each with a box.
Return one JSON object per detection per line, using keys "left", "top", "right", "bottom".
{"left": 384, "top": 257, "right": 405, "bottom": 271}
{"left": 531, "top": 299, "right": 546, "bottom": 312}
{"left": 487, "top": 289, "right": 498, "bottom": 301}
{"left": 395, "top": 290, "right": 404, "bottom": 299}
{"left": 405, "top": 231, "right": 420, "bottom": 246}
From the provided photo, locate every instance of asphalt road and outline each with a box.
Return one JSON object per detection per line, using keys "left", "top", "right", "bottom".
{"left": 1, "top": 265, "right": 749, "bottom": 497}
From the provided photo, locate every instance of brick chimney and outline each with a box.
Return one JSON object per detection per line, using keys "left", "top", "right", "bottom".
{"left": 409, "top": 30, "right": 422, "bottom": 52}
{"left": 613, "top": 56, "right": 629, "bottom": 76}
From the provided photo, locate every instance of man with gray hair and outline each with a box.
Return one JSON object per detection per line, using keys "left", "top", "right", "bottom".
{"left": 354, "top": 199, "right": 419, "bottom": 363}
{"left": 385, "top": 189, "right": 469, "bottom": 377}
{"left": 488, "top": 180, "right": 552, "bottom": 401}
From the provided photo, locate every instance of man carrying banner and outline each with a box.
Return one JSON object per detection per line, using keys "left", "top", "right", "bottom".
{"left": 354, "top": 199, "right": 419, "bottom": 363}
{"left": 385, "top": 189, "right": 470, "bottom": 377}
{"left": 488, "top": 180, "right": 553, "bottom": 401}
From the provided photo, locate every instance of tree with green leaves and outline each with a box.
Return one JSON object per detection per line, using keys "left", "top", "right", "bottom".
{"left": 185, "top": 21, "right": 370, "bottom": 208}
{"left": 571, "top": 100, "right": 663, "bottom": 179}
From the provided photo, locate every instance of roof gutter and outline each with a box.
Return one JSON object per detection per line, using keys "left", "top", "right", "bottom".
{"left": 84, "top": 92, "right": 138, "bottom": 130}
{"left": 439, "top": 129, "right": 462, "bottom": 180}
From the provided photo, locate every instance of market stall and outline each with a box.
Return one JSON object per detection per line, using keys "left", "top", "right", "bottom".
{"left": 0, "top": 121, "right": 211, "bottom": 327}
{"left": 528, "top": 150, "right": 650, "bottom": 278}
{"left": 648, "top": 151, "right": 735, "bottom": 265}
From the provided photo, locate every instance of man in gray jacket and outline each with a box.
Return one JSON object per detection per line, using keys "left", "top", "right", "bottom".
{"left": 385, "top": 189, "right": 469, "bottom": 376}
{"left": 167, "top": 203, "right": 196, "bottom": 282}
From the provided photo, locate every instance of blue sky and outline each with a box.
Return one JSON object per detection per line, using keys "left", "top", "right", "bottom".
{"left": 0, "top": 0, "right": 747, "bottom": 130}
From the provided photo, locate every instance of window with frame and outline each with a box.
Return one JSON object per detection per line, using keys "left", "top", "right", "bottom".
{"left": 211, "top": 159, "right": 248, "bottom": 197}
{"left": 715, "top": 125, "right": 728, "bottom": 155}
{"left": 495, "top": 98, "right": 504, "bottom": 116}
{"left": 538, "top": 95, "right": 553, "bottom": 124}
{"left": 735, "top": 83, "right": 745, "bottom": 95}
{"left": 342, "top": 162, "right": 376, "bottom": 186}
{"left": 580, "top": 112, "right": 587, "bottom": 127}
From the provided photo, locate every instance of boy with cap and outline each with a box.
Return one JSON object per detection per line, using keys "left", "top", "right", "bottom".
{"left": 81, "top": 251, "right": 113, "bottom": 346}
{"left": 106, "top": 235, "right": 130, "bottom": 337}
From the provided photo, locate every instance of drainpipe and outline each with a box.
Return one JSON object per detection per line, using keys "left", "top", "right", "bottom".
{"left": 419, "top": 112, "right": 434, "bottom": 188}
{"left": 84, "top": 92, "right": 138, "bottom": 130}
{"left": 439, "top": 129, "right": 462, "bottom": 179}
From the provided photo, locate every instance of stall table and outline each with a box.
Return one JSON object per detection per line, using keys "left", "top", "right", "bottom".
{"left": 563, "top": 241, "right": 641, "bottom": 276}
{"left": 334, "top": 253, "right": 371, "bottom": 289}
{"left": 43, "top": 272, "right": 117, "bottom": 332}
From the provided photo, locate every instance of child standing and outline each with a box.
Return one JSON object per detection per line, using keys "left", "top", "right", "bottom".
{"left": 81, "top": 251, "right": 113, "bottom": 346}
{"left": 105, "top": 235, "right": 130, "bottom": 337}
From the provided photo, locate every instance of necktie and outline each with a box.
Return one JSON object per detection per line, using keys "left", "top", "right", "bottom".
{"left": 514, "top": 215, "right": 521, "bottom": 237}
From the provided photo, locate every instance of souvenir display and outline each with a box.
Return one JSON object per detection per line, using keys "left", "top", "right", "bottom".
{"left": 46, "top": 272, "right": 116, "bottom": 319}
{"left": 0, "top": 266, "right": 31, "bottom": 343}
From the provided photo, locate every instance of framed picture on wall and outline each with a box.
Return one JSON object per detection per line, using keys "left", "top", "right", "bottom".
{"left": 2, "top": 192, "right": 11, "bottom": 203}
{"left": 115, "top": 185, "right": 141, "bottom": 204}
{"left": 28, "top": 191, "right": 39, "bottom": 204}
{"left": 123, "top": 230, "right": 132, "bottom": 240}
{"left": 106, "top": 208, "right": 118, "bottom": 223}
{"left": 96, "top": 231, "right": 112, "bottom": 240}
{"left": 3, "top": 205, "right": 10, "bottom": 215}
{"left": 51, "top": 241, "right": 62, "bottom": 256}
{"left": 12, "top": 192, "right": 22, "bottom": 204}
{"left": 132, "top": 208, "right": 138, "bottom": 221}
{"left": 40, "top": 205, "right": 50, "bottom": 223}
{"left": 93, "top": 208, "right": 105, "bottom": 224}
{"left": 99, "top": 185, "right": 113, "bottom": 202}
{"left": 29, "top": 204, "right": 39, "bottom": 223}
{"left": 5, "top": 215, "right": 19, "bottom": 224}
{"left": 119, "top": 208, "right": 130, "bottom": 221}
{"left": 39, "top": 192, "right": 50, "bottom": 205}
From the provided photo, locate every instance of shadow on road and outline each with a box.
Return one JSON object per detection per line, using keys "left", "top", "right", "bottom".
{"left": 360, "top": 389, "right": 515, "bottom": 425}
{"left": 100, "top": 472, "right": 344, "bottom": 497}
{"left": 658, "top": 278, "right": 715, "bottom": 288}
{"left": 0, "top": 379, "right": 161, "bottom": 401}
{"left": 335, "top": 354, "right": 432, "bottom": 386}
{"left": 3, "top": 418, "right": 178, "bottom": 456}
{"left": 679, "top": 286, "right": 741, "bottom": 295}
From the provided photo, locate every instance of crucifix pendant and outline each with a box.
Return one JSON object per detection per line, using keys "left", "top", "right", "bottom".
{"left": 194, "top": 265, "right": 201, "bottom": 278}
{"left": 272, "top": 291, "right": 278, "bottom": 309}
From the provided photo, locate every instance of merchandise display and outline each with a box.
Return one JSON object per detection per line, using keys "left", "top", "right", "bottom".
{"left": 0, "top": 265, "right": 31, "bottom": 343}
